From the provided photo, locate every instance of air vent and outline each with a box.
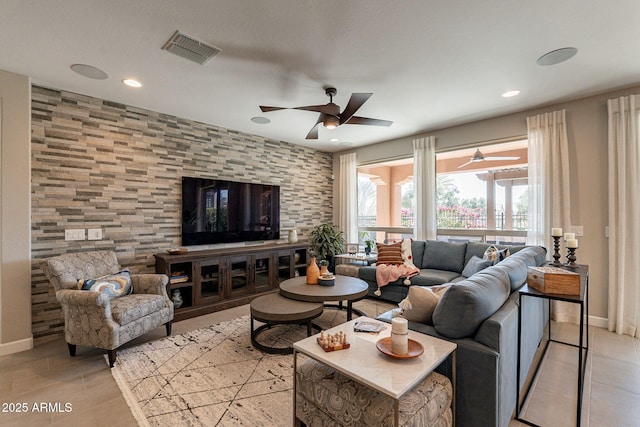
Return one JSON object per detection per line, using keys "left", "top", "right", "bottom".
{"left": 162, "top": 30, "right": 221, "bottom": 65}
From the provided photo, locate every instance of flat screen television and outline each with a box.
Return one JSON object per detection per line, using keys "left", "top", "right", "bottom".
{"left": 181, "top": 177, "right": 280, "bottom": 246}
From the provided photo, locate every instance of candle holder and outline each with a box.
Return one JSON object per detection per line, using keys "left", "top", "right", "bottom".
{"left": 551, "top": 235, "right": 562, "bottom": 265}
{"left": 565, "top": 247, "right": 578, "bottom": 267}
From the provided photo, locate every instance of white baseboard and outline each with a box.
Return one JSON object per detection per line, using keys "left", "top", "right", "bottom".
{"left": 0, "top": 335, "right": 33, "bottom": 356}
{"left": 552, "top": 314, "right": 609, "bottom": 330}
{"left": 588, "top": 315, "right": 608, "bottom": 329}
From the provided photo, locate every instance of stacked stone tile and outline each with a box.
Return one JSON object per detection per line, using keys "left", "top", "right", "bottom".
{"left": 30, "top": 86, "right": 333, "bottom": 338}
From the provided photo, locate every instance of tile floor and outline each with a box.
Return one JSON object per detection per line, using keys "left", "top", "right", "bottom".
{"left": 1, "top": 300, "right": 638, "bottom": 427}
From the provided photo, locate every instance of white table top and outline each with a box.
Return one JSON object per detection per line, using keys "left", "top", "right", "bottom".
{"left": 293, "top": 317, "right": 457, "bottom": 399}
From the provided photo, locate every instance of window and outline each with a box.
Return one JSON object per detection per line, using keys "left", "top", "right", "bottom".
{"left": 435, "top": 140, "right": 528, "bottom": 243}
{"left": 357, "top": 158, "right": 414, "bottom": 243}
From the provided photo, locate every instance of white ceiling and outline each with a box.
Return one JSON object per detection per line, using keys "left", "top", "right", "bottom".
{"left": 2, "top": 1, "right": 639, "bottom": 152}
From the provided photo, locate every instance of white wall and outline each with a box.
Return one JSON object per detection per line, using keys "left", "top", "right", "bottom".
{"left": 0, "top": 69, "right": 32, "bottom": 355}
{"left": 334, "top": 84, "right": 640, "bottom": 322}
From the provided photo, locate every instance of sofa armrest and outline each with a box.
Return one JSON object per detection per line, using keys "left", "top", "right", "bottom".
{"left": 132, "top": 274, "right": 170, "bottom": 298}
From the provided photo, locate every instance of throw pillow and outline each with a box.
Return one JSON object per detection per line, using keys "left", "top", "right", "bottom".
{"left": 398, "top": 285, "right": 449, "bottom": 324}
{"left": 400, "top": 238, "right": 417, "bottom": 269}
{"left": 376, "top": 242, "right": 404, "bottom": 265}
{"left": 482, "top": 245, "right": 510, "bottom": 265}
{"left": 462, "top": 255, "right": 492, "bottom": 278}
{"left": 77, "top": 269, "right": 133, "bottom": 299}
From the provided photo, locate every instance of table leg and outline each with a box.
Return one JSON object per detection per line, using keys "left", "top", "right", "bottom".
{"left": 347, "top": 301, "right": 352, "bottom": 320}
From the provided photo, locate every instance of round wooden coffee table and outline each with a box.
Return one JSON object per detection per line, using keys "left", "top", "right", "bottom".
{"left": 279, "top": 275, "right": 369, "bottom": 320}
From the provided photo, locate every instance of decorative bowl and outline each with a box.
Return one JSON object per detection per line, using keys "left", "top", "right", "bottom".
{"left": 167, "top": 248, "right": 188, "bottom": 255}
{"left": 376, "top": 337, "right": 424, "bottom": 359}
{"left": 318, "top": 274, "right": 336, "bottom": 286}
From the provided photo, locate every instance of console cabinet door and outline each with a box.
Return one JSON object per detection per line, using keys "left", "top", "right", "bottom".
{"left": 227, "top": 255, "right": 250, "bottom": 298}
{"left": 253, "top": 252, "right": 272, "bottom": 293}
{"left": 196, "top": 258, "right": 223, "bottom": 304}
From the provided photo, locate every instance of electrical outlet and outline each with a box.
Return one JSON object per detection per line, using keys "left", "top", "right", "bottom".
{"left": 65, "top": 229, "right": 85, "bottom": 241}
{"left": 87, "top": 228, "right": 102, "bottom": 240}
{"left": 571, "top": 225, "right": 583, "bottom": 236}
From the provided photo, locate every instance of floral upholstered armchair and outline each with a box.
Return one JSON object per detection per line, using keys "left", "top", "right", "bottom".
{"left": 40, "top": 250, "right": 174, "bottom": 367}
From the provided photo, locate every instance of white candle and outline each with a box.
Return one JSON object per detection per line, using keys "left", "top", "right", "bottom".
{"left": 564, "top": 232, "right": 575, "bottom": 241}
{"left": 567, "top": 239, "right": 579, "bottom": 248}
{"left": 551, "top": 228, "right": 563, "bottom": 237}
{"left": 391, "top": 332, "right": 408, "bottom": 355}
{"left": 391, "top": 317, "right": 408, "bottom": 334}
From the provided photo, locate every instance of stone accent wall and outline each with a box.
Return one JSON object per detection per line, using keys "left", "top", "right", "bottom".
{"left": 30, "top": 86, "right": 333, "bottom": 338}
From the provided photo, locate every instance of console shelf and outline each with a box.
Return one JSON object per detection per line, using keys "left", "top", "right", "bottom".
{"left": 154, "top": 242, "right": 309, "bottom": 321}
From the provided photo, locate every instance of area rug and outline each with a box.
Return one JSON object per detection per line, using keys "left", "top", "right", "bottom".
{"left": 108, "top": 300, "right": 395, "bottom": 426}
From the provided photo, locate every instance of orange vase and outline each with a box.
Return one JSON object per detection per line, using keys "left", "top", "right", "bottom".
{"left": 306, "top": 257, "right": 320, "bottom": 285}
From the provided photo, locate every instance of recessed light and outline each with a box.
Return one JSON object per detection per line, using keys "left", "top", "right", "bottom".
{"left": 122, "top": 78, "right": 142, "bottom": 88}
{"left": 330, "top": 138, "right": 339, "bottom": 142}
{"left": 251, "top": 116, "right": 271, "bottom": 124}
{"left": 338, "top": 141, "right": 353, "bottom": 147}
{"left": 537, "top": 47, "right": 578, "bottom": 66}
{"left": 70, "top": 64, "right": 108, "bottom": 80}
{"left": 502, "top": 90, "right": 520, "bottom": 98}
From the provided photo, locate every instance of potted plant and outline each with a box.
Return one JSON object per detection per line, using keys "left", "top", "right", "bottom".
{"left": 361, "top": 231, "right": 375, "bottom": 255}
{"left": 364, "top": 239, "right": 375, "bottom": 255}
{"left": 310, "top": 223, "right": 346, "bottom": 268}
{"left": 318, "top": 259, "right": 330, "bottom": 276}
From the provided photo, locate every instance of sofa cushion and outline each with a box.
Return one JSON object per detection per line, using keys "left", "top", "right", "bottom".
{"left": 376, "top": 242, "right": 404, "bottom": 265}
{"left": 464, "top": 242, "right": 492, "bottom": 265}
{"left": 422, "top": 241, "right": 467, "bottom": 273}
{"left": 400, "top": 285, "right": 449, "bottom": 324}
{"left": 110, "top": 293, "right": 166, "bottom": 325}
{"left": 462, "top": 255, "right": 492, "bottom": 278}
{"left": 494, "top": 256, "right": 529, "bottom": 292}
{"left": 509, "top": 246, "right": 548, "bottom": 267}
{"left": 432, "top": 266, "right": 510, "bottom": 339}
{"left": 410, "top": 269, "right": 462, "bottom": 287}
{"left": 410, "top": 240, "right": 426, "bottom": 269}
{"left": 358, "top": 265, "right": 377, "bottom": 283}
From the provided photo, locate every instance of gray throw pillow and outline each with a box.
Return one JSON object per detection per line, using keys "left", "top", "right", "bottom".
{"left": 462, "top": 255, "right": 492, "bottom": 278}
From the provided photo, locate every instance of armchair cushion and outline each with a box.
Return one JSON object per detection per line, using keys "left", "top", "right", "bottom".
{"left": 77, "top": 269, "right": 133, "bottom": 299}
{"left": 110, "top": 294, "right": 167, "bottom": 326}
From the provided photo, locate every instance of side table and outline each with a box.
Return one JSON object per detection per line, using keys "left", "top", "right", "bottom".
{"left": 516, "top": 264, "right": 589, "bottom": 427}
{"left": 334, "top": 253, "right": 377, "bottom": 265}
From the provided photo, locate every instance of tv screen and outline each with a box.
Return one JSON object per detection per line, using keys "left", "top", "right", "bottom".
{"left": 181, "top": 177, "right": 280, "bottom": 246}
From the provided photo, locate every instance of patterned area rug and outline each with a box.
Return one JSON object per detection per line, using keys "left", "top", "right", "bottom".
{"left": 109, "top": 299, "right": 395, "bottom": 426}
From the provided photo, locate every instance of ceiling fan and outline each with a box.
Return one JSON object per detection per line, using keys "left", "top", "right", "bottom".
{"left": 259, "top": 87, "right": 393, "bottom": 139}
{"left": 458, "top": 148, "right": 520, "bottom": 168}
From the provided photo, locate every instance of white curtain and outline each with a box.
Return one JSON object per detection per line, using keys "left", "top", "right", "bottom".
{"left": 526, "top": 110, "right": 577, "bottom": 323}
{"left": 607, "top": 95, "right": 640, "bottom": 338}
{"left": 339, "top": 152, "right": 359, "bottom": 244}
{"left": 413, "top": 137, "right": 437, "bottom": 240}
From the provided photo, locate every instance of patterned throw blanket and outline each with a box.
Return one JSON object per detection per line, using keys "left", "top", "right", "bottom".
{"left": 375, "top": 264, "right": 420, "bottom": 288}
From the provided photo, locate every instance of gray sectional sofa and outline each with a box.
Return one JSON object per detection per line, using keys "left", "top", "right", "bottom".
{"left": 363, "top": 240, "right": 548, "bottom": 427}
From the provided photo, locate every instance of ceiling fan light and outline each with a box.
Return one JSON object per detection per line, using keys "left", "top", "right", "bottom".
{"left": 323, "top": 115, "right": 339, "bottom": 129}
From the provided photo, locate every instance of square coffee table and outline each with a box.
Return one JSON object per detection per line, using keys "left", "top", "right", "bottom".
{"left": 293, "top": 317, "right": 457, "bottom": 426}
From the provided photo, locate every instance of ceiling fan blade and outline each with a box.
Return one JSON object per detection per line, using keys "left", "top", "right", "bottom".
{"left": 261, "top": 104, "right": 335, "bottom": 114}
{"left": 345, "top": 116, "right": 393, "bottom": 127}
{"left": 305, "top": 114, "right": 325, "bottom": 140}
{"left": 458, "top": 159, "right": 475, "bottom": 169}
{"left": 340, "top": 93, "right": 372, "bottom": 124}
{"left": 483, "top": 156, "right": 520, "bottom": 161}
{"left": 260, "top": 106, "right": 286, "bottom": 112}
{"left": 293, "top": 104, "right": 336, "bottom": 114}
